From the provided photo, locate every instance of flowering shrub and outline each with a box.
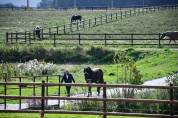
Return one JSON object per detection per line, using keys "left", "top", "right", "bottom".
{"left": 17, "top": 59, "right": 57, "bottom": 76}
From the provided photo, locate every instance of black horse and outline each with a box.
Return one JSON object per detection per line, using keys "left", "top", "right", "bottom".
{"left": 160, "top": 31, "right": 178, "bottom": 44}
{"left": 71, "top": 15, "right": 82, "bottom": 23}
{"left": 83, "top": 67, "right": 104, "bottom": 97}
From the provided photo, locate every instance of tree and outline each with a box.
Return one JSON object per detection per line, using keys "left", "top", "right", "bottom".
{"left": 114, "top": 50, "right": 142, "bottom": 84}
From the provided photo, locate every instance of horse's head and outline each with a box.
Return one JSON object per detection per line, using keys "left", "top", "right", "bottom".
{"left": 83, "top": 67, "right": 92, "bottom": 83}
{"left": 160, "top": 32, "right": 167, "bottom": 39}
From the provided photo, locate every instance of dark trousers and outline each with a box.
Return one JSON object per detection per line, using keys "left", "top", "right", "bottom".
{"left": 66, "top": 86, "right": 71, "bottom": 96}
{"left": 35, "top": 30, "right": 40, "bottom": 38}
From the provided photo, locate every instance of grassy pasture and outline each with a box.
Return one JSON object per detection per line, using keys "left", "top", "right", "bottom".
{"left": 78, "top": 9, "right": 178, "bottom": 34}
{"left": 0, "top": 9, "right": 121, "bottom": 42}
{"left": 1, "top": 8, "right": 178, "bottom": 46}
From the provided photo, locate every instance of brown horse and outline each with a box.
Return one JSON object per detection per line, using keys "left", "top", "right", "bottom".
{"left": 160, "top": 31, "right": 178, "bottom": 44}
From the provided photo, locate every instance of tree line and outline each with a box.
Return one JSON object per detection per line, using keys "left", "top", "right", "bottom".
{"left": 39, "top": 0, "right": 178, "bottom": 9}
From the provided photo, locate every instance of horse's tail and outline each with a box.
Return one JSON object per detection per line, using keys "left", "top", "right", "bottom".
{"left": 98, "top": 69, "right": 104, "bottom": 83}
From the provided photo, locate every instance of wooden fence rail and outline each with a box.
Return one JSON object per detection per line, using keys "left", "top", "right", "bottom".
{"left": 5, "top": 32, "right": 178, "bottom": 47}
{"left": 0, "top": 74, "right": 178, "bottom": 118}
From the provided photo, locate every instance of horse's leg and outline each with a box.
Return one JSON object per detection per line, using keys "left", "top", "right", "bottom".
{"left": 97, "top": 87, "right": 100, "bottom": 96}
{"left": 88, "top": 86, "right": 92, "bottom": 97}
{"left": 169, "top": 39, "right": 172, "bottom": 44}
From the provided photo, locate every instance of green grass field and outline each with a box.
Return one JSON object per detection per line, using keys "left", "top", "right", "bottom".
{"left": 0, "top": 9, "right": 120, "bottom": 42}
{"left": 0, "top": 8, "right": 178, "bottom": 43}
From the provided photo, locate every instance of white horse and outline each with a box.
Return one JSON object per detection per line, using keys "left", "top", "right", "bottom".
{"left": 160, "top": 31, "right": 178, "bottom": 44}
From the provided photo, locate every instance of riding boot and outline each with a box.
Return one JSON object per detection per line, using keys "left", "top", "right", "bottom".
{"left": 97, "top": 87, "right": 100, "bottom": 96}
{"left": 87, "top": 92, "right": 92, "bottom": 97}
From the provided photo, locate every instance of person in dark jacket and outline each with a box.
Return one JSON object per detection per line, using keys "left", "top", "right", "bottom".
{"left": 34, "top": 26, "right": 42, "bottom": 38}
{"left": 61, "top": 70, "right": 75, "bottom": 97}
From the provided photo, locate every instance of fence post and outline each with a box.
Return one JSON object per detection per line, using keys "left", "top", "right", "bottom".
{"left": 3, "top": 73, "right": 7, "bottom": 110}
{"left": 83, "top": 20, "right": 85, "bottom": 28}
{"left": 111, "top": 13, "right": 113, "bottom": 21}
{"left": 25, "top": 31, "right": 27, "bottom": 43}
{"left": 58, "top": 75, "right": 61, "bottom": 108}
{"left": 79, "top": 33, "right": 81, "bottom": 45}
{"left": 33, "top": 30, "right": 36, "bottom": 40}
{"left": 130, "top": 9, "right": 132, "bottom": 16}
{"left": 16, "top": 31, "right": 18, "bottom": 43}
{"left": 131, "top": 34, "right": 133, "bottom": 46}
{"left": 158, "top": 33, "right": 161, "bottom": 48}
{"left": 105, "top": 15, "right": 108, "bottom": 23}
{"left": 10, "top": 33, "right": 13, "bottom": 44}
{"left": 100, "top": 16, "right": 103, "bottom": 25}
{"left": 77, "top": 21, "right": 79, "bottom": 30}
{"left": 6, "top": 32, "right": 9, "bottom": 44}
{"left": 41, "top": 29, "right": 44, "bottom": 40}
{"left": 29, "top": 32, "right": 31, "bottom": 45}
{"left": 19, "top": 77, "right": 22, "bottom": 110}
{"left": 33, "top": 76, "right": 36, "bottom": 96}
{"left": 94, "top": 17, "right": 97, "bottom": 25}
{"left": 46, "top": 76, "right": 48, "bottom": 105}
{"left": 89, "top": 19, "right": 91, "bottom": 28}
{"left": 121, "top": 11, "right": 123, "bottom": 19}
{"left": 53, "top": 33, "right": 56, "bottom": 47}
{"left": 125, "top": 10, "right": 127, "bottom": 17}
{"left": 103, "top": 82, "right": 107, "bottom": 118}
{"left": 57, "top": 26, "right": 59, "bottom": 34}
{"left": 170, "top": 83, "right": 174, "bottom": 116}
{"left": 41, "top": 81, "right": 45, "bottom": 118}
{"left": 63, "top": 25, "right": 66, "bottom": 34}
{"left": 104, "top": 34, "right": 107, "bottom": 46}
{"left": 116, "top": 13, "right": 118, "bottom": 20}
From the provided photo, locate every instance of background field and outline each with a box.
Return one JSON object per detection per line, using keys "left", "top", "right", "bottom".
{"left": 0, "top": 8, "right": 178, "bottom": 43}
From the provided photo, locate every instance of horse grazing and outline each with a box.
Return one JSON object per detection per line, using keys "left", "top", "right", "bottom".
{"left": 83, "top": 67, "right": 104, "bottom": 97}
{"left": 160, "top": 31, "right": 178, "bottom": 44}
{"left": 71, "top": 15, "right": 82, "bottom": 23}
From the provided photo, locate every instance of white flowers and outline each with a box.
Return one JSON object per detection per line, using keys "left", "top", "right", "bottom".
{"left": 17, "top": 59, "right": 57, "bottom": 76}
